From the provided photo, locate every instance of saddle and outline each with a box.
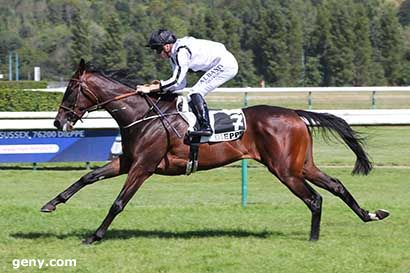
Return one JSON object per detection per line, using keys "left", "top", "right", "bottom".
{"left": 176, "top": 96, "right": 247, "bottom": 175}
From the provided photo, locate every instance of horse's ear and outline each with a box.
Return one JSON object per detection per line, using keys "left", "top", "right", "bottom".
{"left": 79, "top": 58, "right": 86, "bottom": 72}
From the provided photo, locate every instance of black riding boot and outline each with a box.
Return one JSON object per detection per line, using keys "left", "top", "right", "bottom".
{"left": 189, "top": 93, "right": 213, "bottom": 136}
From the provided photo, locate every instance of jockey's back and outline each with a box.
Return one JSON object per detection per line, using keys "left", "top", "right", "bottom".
{"left": 171, "top": 36, "right": 229, "bottom": 72}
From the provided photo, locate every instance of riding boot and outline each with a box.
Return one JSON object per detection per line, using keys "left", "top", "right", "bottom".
{"left": 189, "top": 93, "right": 213, "bottom": 137}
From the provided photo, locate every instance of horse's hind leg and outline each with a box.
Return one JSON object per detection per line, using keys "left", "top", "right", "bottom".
{"left": 274, "top": 174, "right": 323, "bottom": 241}
{"left": 257, "top": 119, "right": 323, "bottom": 240}
{"left": 40, "top": 156, "right": 130, "bottom": 213}
{"left": 304, "top": 165, "right": 390, "bottom": 222}
{"left": 265, "top": 162, "right": 323, "bottom": 240}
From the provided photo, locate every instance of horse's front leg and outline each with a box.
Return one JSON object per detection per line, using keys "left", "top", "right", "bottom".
{"left": 83, "top": 164, "right": 152, "bottom": 244}
{"left": 41, "top": 156, "right": 130, "bottom": 213}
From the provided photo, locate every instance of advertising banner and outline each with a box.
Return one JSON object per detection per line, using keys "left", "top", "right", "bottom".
{"left": 0, "top": 129, "right": 120, "bottom": 163}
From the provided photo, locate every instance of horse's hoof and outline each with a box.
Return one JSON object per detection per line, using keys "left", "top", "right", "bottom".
{"left": 368, "top": 209, "right": 390, "bottom": 221}
{"left": 40, "top": 203, "right": 56, "bottom": 213}
{"left": 375, "top": 209, "right": 390, "bottom": 220}
{"left": 82, "top": 234, "right": 101, "bottom": 245}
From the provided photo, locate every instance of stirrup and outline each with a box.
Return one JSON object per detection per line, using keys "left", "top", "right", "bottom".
{"left": 189, "top": 124, "right": 213, "bottom": 136}
{"left": 189, "top": 129, "right": 212, "bottom": 137}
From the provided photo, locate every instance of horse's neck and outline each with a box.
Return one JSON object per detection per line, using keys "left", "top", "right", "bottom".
{"left": 118, "top": 96, "right": 177, "bottom": 130}
{"left": 90, "top": 83, "right": 148, "bottom": 127}
{"left": 101, "top": 89, "right": 177, "bottom": 129}
{"left": 106, "top": 92, "right": 148, "bottom": 127}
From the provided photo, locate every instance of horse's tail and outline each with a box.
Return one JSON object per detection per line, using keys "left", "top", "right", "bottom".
{"left": 294, "top": 109, "right": 372, "bottom": 175}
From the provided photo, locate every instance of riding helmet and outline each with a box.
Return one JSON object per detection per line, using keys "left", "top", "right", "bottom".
{"left": 146, "top": 29, "right": 177, "bottom": 49}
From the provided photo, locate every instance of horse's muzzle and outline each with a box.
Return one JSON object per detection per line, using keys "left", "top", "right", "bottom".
{"left": 54, "top": 119, "right": 74, "bottom": 131}
{"left": 54, "top": 120, "right": 62, "bottom": 130}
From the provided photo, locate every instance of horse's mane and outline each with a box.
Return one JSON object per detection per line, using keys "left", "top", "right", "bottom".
{"left": 82, "top": 62, "right": 178, "bottom": 101}
{"left": 84, "top": 62, "right": 144, "bottom": 89}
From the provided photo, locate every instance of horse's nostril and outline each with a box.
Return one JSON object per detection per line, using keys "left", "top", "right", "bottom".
{"left": 54, "top": 120, "right": 61, "bottom": 129}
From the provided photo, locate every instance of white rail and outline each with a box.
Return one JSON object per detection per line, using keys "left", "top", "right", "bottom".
{"left": 1, "top": 109, "right": 410, "bottom": 129}
{"left": 27, "top": 86, "right": 410, "bottom": 93}
{"left": 6, "top": 86, "right": 410, "bottom": 128}
{"left": 26, "top": 85, "right": 410, "bottom": 110}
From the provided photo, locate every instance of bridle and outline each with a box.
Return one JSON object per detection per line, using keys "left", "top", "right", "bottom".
{"left": 59, "top": 76, "right": 182, "bottom": 138}
{"left": 58, "top": 79, "right": 98, "bottom": 122}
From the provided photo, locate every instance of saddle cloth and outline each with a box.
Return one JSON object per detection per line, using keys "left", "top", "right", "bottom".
{"left": 177, "top": 96, "right": 246, "bottom": 142}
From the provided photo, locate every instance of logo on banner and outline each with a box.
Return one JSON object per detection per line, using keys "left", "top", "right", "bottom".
{"left": 0, "top": 144, "right": 60, "bottom": 154}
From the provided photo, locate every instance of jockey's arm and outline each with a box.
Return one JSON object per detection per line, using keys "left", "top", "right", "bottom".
{"left": 135, "top": 79, "right": 186, "bottom": 94}
{"left": 159, "top": 48, "right": 190, "bottom": 92}
{"left": 136, "top": 48, "right": 190, "bottom": 94}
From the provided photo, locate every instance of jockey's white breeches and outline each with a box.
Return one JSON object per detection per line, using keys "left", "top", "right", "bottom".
{"left": 188, "top": 51, "right": 238, "bottom": 98}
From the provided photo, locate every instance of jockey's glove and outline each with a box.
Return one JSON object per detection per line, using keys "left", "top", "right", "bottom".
{"left": 136, "top": 82, "right": 160, "bottom": 94}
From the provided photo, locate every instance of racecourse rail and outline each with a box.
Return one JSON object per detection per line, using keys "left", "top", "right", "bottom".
{"left": 1, "top": 109, "right": 410, "bottom": 129}
{"left": 5, "top": 85, "right": 410, "bottom": 128}
{"left": 30, "top": 85, "right": 410, "bottom": 109}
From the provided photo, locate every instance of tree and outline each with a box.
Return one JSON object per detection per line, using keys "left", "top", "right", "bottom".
{"left": 304, "top": 56, "right": 322, "bottom": 86}
{"left": 0, "top": 30, "right": 23, "bottom": 52}
{"left": 352, "top": 3, "right": 372, "bottom": 85}
{"left": 327, "top": 0, "right": 355, "bottom": 86}
{"left": 363, "top": 0, "right": 388, "bottom": 85}
{"left": 99, "top": 13, "right": 126, "bottom": 69}
{"left": 69, "top": 10, "right": 91, "bottom": 68}
{"left": 124, "top": 33, "right": 157, "bottom": 83}
{"left": 0, "top": 0, "right": 409, "bottom": 84}
{"left": 378, "top": 3, "right": 404, "bottom": 85}
{"left": 398, "top": 0, "right": 410, "bottom": 26}
{"left": 284, "top": 1, "right": 304, "bottom": 86}
{"left": 188, "top": 11, "right": 207, "bottom": 39}
{"left": 221, "top": 10, "right": 258, "bottom": 87}
{"left": 309, "top": 3, "right": 332, "bottom": 86}
{"left": 251, "top": 1, "right": 290, "bottom": 86}
{"left": 203, "top": 9, "right": 226, "bottom": 42}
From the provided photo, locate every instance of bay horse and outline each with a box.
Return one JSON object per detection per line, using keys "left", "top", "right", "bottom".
{"left": 41, "top": 59, "right": 389, "bottom": 244}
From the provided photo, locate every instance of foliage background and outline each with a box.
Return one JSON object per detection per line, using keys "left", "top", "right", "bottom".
{"left": 1, "top": 0, "right": 410, "bottom": 87}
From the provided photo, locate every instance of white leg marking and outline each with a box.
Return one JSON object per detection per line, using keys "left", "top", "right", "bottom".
{"left": 368, "top": 212, "right": 379, "bottom": 220}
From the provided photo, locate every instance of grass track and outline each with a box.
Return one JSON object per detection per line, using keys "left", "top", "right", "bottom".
{"left": 1, "top": 126, "right": 410, "bottom": 272}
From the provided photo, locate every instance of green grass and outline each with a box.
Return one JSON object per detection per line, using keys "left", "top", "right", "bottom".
{"left": 0, "top": 168, "right": 409, "bottom": 273}
{"left": 0, "top": 126, "right": 410, "bottom": 273}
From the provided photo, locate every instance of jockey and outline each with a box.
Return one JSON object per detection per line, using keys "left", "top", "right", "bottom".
{"left": 137, "top": 29, "right": 238, "bottom": 137}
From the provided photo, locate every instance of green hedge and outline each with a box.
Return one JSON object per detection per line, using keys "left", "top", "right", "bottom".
{"left": 0, "top": 89, "right": 62, "bottom": 111}
{"left": 0, "top": 80, "right": 48, "bottom": 89}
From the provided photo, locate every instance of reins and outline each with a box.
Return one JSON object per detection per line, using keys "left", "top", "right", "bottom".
{"left": 122, "top": 112, "right": 179, "bottom": 128}
{"left": 140, "top": 94, "right": 182, "bottom": 138}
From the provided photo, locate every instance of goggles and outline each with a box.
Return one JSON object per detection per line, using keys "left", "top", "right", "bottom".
{"left": 151, "top": 45, "right": 163, "bottom": 54}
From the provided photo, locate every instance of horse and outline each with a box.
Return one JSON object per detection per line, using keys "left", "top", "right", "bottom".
{"left": 41, "top": 59, "right": 389, "bottom": 244}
